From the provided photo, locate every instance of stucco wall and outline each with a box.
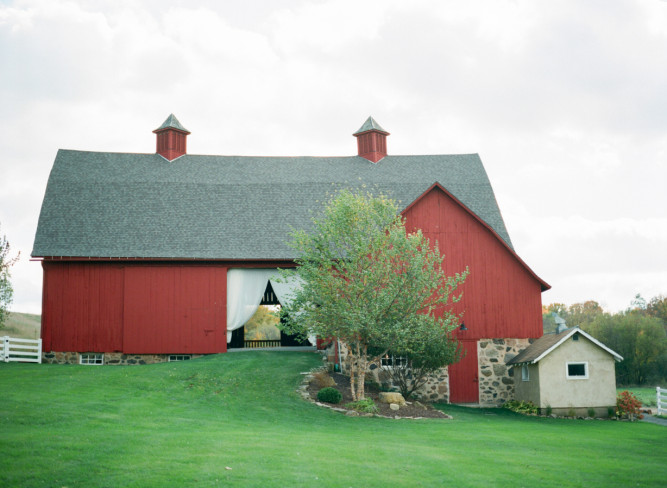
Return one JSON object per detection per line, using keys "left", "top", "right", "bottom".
{"left": 513, "top": 363, "right": 541, "bottom": 405}
{"left": 537, "top": 335, "right": 617, "bottom": 410}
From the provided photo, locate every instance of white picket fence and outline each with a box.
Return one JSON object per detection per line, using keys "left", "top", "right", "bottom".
{"left": 658, "top": 387, "right": 667, "bottom": 416}
{"left": 0, "top": 336, "right": 42, "bottom": 364}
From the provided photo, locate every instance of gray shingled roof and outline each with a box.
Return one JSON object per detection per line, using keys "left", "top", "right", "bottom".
{"left": 32, "top": 150, "right": 514, "bottom": 260}
{"left": 507, "top": 328, "right": 623, "bottom": 365}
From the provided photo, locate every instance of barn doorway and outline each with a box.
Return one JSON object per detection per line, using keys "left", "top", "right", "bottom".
{"left": 227, "top": 279, "right": 312, "bottom": 349}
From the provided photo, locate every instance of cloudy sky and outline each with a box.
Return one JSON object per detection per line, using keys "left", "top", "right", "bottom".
{"left": 1, "top": 0, "right": 666, "bottom": 315}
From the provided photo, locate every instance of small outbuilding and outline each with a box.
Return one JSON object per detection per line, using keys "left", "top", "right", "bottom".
{"left": 507, "top": 327, "right": 622, "bottom": 417}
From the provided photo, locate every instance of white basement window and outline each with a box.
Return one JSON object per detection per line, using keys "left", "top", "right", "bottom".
{"left": 521, "top": 365, "right": 530, "bottom": 381}
{"left": 168, "top": 355, "right": 192, "bottom": 362}
{"left": 80, "top": 353, "right": 104, "bottom": 365}
{"left": 566, "top": 362, "right": 588, "bottom": 379}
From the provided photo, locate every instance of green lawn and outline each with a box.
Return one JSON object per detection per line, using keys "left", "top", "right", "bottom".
{"left": 619, "top": 387, "right": 662, "bottom": 407}
{"left": 1, "top": 352, "right": 666, "bottom": 487}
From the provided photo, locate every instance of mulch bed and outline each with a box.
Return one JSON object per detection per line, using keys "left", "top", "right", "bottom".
{"left": 307, "top": 371, "right": 450, "bottom": 419}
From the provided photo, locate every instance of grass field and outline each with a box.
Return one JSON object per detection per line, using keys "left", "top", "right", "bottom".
{"left": 0, "top": 312, "right": 40, "bottom": 339}
{"left": 619, "top": 387, "right": 662, "bottom": 407}
{"left": 1, "top": 351, "right": 666, "bottom": 487}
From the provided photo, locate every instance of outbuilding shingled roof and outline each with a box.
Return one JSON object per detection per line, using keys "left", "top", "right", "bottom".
{"left": 507, "top": 327, "right": 623, "bottom": 365}
{"left": 32, "top": 150, "right": 513, "bottom": 260}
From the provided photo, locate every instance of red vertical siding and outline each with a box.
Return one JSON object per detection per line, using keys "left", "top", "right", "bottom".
{"left": 356, "top": 132, "right": 387, "bottom": 162}
{"left": 42, "top": 262, "right": 124, "bottom": 352}
{"left": 402, "top": 186, "right": 544, "bottom": 340}
{"left": 41, "top": 262, "right": 227, "bottom": 355}
{"left": 448, "top": 340, "right": 479, "bottom": 403}
{"left": 156, "top": 130, "right": 188, "bottom": 160}
{"left": 123, "top": 266, "right": 227, "bottom": 354}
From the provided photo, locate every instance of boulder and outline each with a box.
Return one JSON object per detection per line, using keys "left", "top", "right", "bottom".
{"left": 389, "top": 403, "right": 400, "bottom": 411}
{"left": 379, "top": 392, "right": 406, "bottom": 406}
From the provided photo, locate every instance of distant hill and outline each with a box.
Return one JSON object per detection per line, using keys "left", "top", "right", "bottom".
{"left": 1, "top": 312, "right": 41, "bottom": 339}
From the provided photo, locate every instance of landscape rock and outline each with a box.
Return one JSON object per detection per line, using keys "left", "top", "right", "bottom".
{"left": 389, "top": 403, "right": 400, "bottom": 411}
{"left": 379, "top": 392, "right": 406, "bottom": 406}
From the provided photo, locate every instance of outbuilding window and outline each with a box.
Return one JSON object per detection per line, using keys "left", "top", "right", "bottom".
{"left": 521, "top": 365, "right": 530, "bottom": 381}
{"left": 566, "top": 362, "right": 588, "bottom": 379}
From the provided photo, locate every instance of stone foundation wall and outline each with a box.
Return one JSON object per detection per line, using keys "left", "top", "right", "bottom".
{"left": 325, "top": 341, "right": 451, "bottom": 402}
{"left": 320, "top": 337, "right": 535, "bottom": 405}
{"left": 42, "top": 351, "right": 202, "bottom": 365}
{"left": 364, "top": 365, "right": 451, "bottom": 403}
{"left": 477, "top": 338, "right": 533, "bottom": 405}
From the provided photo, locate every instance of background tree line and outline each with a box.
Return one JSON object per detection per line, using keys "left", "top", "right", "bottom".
{"left": 543, "top": 295, "right": 667, "bottom": 386}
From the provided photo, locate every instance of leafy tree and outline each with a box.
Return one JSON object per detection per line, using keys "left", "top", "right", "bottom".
{"left": 244, "top": 306, "right": 280, "bottom": 340}
{"left": 544, "top": 303, "right": 568, "bottom": 317}
{"left": 375, "top": 324, "right": 463, "bottom": 399}
{"left": 567, "top": 300, "right": 604, "bottom": 328}
{"left": 646, "top": 295, "right": 667, "bottom": 328}
{"left": 278, "top": 190, "right": 468, "bottom": 401}
{"left": 0, "top": 224, "right": 20, "bottom": 329}
{"left": 584, "top": 312, "right": 667, "bottom": 385}
{"left": 630, "top": 293, "right": 647, "bottom": 312}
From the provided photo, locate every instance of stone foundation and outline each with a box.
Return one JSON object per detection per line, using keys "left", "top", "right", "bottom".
{"left": 325, "top": 337, "right": 535, "bottom": 405}
{"left": 477, "top": 338, "right": 533, "bottom": 405}
{"left": 42, "top": 351, "right": 203, "bottom": 365}
{"left": 325, "top": 341, "right": 451, "bottom": 402}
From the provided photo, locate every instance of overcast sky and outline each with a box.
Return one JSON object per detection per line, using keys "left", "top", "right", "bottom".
{"left": 1, "top": 0, "right": 666, "bottom": 315}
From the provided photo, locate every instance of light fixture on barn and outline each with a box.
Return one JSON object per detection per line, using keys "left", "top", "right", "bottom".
{"left": 459, "top": 322, "right": 468, "bottom": 331}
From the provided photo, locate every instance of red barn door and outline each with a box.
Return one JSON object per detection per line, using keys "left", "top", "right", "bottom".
{"left": 448, "top": 340, "right": 479, "bottom": 403}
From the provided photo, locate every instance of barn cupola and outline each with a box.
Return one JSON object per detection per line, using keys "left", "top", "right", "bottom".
{"left": 153, "top": 114, "right": 191, "bottom": 161}
{"left": 353, "top": 116, "right": 389, "bottom": 163}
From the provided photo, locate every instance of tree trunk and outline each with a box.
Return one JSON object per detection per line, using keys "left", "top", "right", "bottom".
{"left": 349, "top": 342, "right": 359, "bottom": 401}
{"left": 355, "top": 343, "right": 368, "bottom": 400}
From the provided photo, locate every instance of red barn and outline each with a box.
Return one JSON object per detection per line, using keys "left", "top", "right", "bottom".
{"left": 32, "top": 115, "right": 549, "bottom": 404}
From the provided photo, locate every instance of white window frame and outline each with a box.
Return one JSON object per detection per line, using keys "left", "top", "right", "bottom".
{"left": 80, "top": 353, "right": 104, "bottom": 365}
{"left": 380, "top": 353, "right": 408, "bottom": 369}
{"left": 566, "top": 361, "right": 588, "bottom": 379}
{"left": 521, "top": 364, "right": 530, "bottom": 381}
{"left": 168, "top": 354, "right": 192, "bottom": 362}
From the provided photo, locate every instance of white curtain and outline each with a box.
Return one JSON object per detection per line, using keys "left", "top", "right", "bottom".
{"left": 269, "top": 274, "right": 303, "bottom": 308}
{"left": 226, "top": 269, "right": 276, "bottom": 343}
{"left": 269, "top": 274, "right": 316, "bottom": 346}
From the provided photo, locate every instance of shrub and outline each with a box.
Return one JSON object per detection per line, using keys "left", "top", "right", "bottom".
{"left": 545, "top": 405, "right": 553, "bottom": 416}
{"left": 345, "top": 398, "right": 379, "bottom": 414}
{"left": 312, "top": 371, "right": 336, "bottom": 388}
{"left": 616, "top": 390, "right": 644, "bottom": 420}
{"left": 503, "top": 400, "right": 538, "bottom": 415}
{"left": 587, "top": 407, "right": 596, "bottom": 418}
{"left": 317, "top": 387, "right": 342, "bottom": 404}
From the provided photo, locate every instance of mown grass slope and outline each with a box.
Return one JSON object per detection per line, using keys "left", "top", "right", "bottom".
{"left": 1, "top": 351, "right": 665, "bottom": 487}
{"left": 0, "top": 312, "right": 40, "bottom": 339}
